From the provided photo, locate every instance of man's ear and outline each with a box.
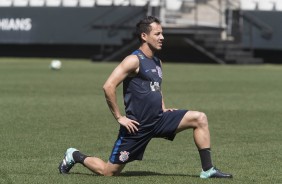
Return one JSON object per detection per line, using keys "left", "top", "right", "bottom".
{"left": 141, "top": 32, "right": 147, "bottom": 42}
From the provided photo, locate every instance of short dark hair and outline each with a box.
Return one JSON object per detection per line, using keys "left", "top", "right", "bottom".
{"left": 136, "top": 16, "right": 161, "bottom": 42}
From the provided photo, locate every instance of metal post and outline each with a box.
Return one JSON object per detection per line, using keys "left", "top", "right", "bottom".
{"left": 226, "top": 0, "right": 233, "bottom": 38}
{"left": 194, "top": 0, "right": 198, "bottom": 27}
{"left": 218, "top": 0, "right": 222, "bottom": 28}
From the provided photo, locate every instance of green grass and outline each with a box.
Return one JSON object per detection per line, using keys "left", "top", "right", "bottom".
{"left": 0, "top": 58, "right": 282, "bottom": 184}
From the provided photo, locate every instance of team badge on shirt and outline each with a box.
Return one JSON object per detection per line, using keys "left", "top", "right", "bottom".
{"left": 119, "top": 151, "right": 130, "bottom": 162}
{"left": 138, "top": 53, "right": 145, "bottom": 60}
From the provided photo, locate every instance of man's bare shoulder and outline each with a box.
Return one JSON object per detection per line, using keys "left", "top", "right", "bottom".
{"left": 120, "top": 54, "right": 139, "bottom": 74}
{"left": 122, "top": 54, "right": 139, "bottom": 65}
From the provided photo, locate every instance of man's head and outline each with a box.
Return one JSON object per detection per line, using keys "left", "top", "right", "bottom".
{"left": 136, "top": 16, "right": 164, "bottom": 51}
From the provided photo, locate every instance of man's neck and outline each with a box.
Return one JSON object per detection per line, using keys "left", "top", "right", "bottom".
{"left": 139, "top": 45, "right": 154, "bottom": 59}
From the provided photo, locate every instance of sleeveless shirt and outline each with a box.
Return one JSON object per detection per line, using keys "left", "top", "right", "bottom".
{"left": 123, "top": 49, "right": 163, "bottom": 128}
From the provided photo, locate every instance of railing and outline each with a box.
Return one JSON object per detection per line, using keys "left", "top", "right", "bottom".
{"left": 160, "top": 0, "right": 228, "bottom": 28}
{"left": 89, "top": 5, "right": 147, "bottom": 58}
{"left": 159, "top": 0, "right": 273, "bottom": 47}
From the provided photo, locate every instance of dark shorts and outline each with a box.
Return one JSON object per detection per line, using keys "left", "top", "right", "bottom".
{"left": 109, "top": 109, "right": 188, "bottom": 164}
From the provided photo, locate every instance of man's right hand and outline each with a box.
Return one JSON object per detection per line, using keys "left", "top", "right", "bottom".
{"left": 117, "top": 116, "right": 140, "bottom": 134}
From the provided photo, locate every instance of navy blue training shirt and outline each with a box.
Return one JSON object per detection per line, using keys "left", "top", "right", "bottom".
{"left": 123, "top": 49, "right": 163, "bottom": 128}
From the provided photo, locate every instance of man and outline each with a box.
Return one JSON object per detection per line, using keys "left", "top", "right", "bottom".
{"left": 58, "top": 16, "right": 232, "bottom": 179}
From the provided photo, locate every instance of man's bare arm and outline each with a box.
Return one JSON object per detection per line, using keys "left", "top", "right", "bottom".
{"left": 103, "top": 55, "right": 140, "bottom": 133}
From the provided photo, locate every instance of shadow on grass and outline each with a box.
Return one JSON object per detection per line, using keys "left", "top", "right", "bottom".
{"left": 121, "top": 171, "right": 198, "bottom": 178}
{"left": 71, "top": 171, "right": 198, "bottom": 178}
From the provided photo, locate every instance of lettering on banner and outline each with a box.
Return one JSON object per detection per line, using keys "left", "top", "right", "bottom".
{"left": 0, "top": 18, "right": 32, "bottom": 31}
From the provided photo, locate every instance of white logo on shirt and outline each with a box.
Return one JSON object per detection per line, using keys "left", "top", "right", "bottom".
{"left": 156, "top": 66, "right": 162, "bottom": 78}
{"left": 150, "top": 82, "right": 160, "bottom": 91}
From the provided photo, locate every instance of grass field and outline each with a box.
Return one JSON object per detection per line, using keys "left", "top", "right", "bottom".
{"left": 0, "top": 58, "right": 281, "bottom": 184}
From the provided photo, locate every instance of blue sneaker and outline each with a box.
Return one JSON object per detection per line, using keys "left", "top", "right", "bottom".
{"left": 58, "top": 148, "right": 78, "bottom": 174}
{"left": 200, "top": 167, "right": 232, "bottom": 179}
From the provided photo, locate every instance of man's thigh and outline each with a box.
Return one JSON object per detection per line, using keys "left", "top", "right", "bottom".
{"left": 175, "top": 111, "right": 204, "bottom": 133}
{"left": 154, "top": 109, "right": 187, "bottom": 140}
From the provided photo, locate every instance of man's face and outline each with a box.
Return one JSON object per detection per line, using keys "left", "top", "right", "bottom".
{"left": 143, "top": 22, "right": 164, "bottom": 51}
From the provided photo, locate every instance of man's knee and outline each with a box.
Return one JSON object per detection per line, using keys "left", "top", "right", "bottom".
{"left": 176, "top": 111, "right": 208, "bottom": 133}
{"left": 103, "top": 171, "right": 117, "bottom": 176}
{"left": 103, "top": 169, "right": 121, "bottom": 176}
{"left": 102, "top": 162, "right": 125, "bottom": 176}
{"left": 196, "top": 112, "right": 208, "bottom": 128}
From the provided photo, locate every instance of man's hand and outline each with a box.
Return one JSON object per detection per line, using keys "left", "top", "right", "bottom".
{"left": 117, "top": 116, "right": 140, "bottom": 134}
{"left": 163, "top": 108, "right": 178, "bottom": 112}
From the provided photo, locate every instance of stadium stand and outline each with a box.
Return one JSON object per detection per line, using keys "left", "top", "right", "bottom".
{"left": 30, "top": 0, "right": 45, "bottom": 7}
{"left": 1, "top": 0, "right": 282, "bottom": 63}
{"left": 46, "top": 0, "right": 61, "bottom": 6}
{"left": 79, "top": 0, "right": 95, "bottom": 7}
{"left": 1, "top": 0, "right": 282, "bottom": 11}
{"left": 240, "top": 0, "right": 258, "bottom": 10}
{"left": 149, "top": 0, "right": 160, "bottom": 7}
{"left": 13, "top": 0, "right": 28, "bottom": 6}
{"left": 0, "top": 0, "right": 12, "bottom": 6}
{"left": 165, "top": 0, "right": 182, "bottom": 11}
{"left": 131, "top": 0, "right": 147, "bottom": 6}
{"left": 240, "top": 0, "right": 282, "bottom": 11}
{"left": 274, "top": 0, "right": 282, "bottom": 11}
{"left": 96, "top": 0, "right": 112, "bottom": 6}
{"left": 258, "top": 0, "right": 275, "bottom": 11}
{"left": 113, "top": 0, "right": 129, "bottom": 6}
{"left": 62, "top": 0, "right": 78, "bottom": 7}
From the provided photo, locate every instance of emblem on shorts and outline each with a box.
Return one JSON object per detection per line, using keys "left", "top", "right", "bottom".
{"left": 119, "top": 151, "right": 130, "bottom": 162}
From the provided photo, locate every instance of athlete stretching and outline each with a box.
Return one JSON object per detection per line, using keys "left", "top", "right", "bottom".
{"left": 58, "top": 16, "right": 232, "bottom": 179}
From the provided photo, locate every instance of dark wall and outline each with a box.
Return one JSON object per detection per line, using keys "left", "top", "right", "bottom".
{"left": 0, "top": 6, "right": 146, "bottom": 45}
{"left": 242, "top": 11, "right": 282, "bottom": 50}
